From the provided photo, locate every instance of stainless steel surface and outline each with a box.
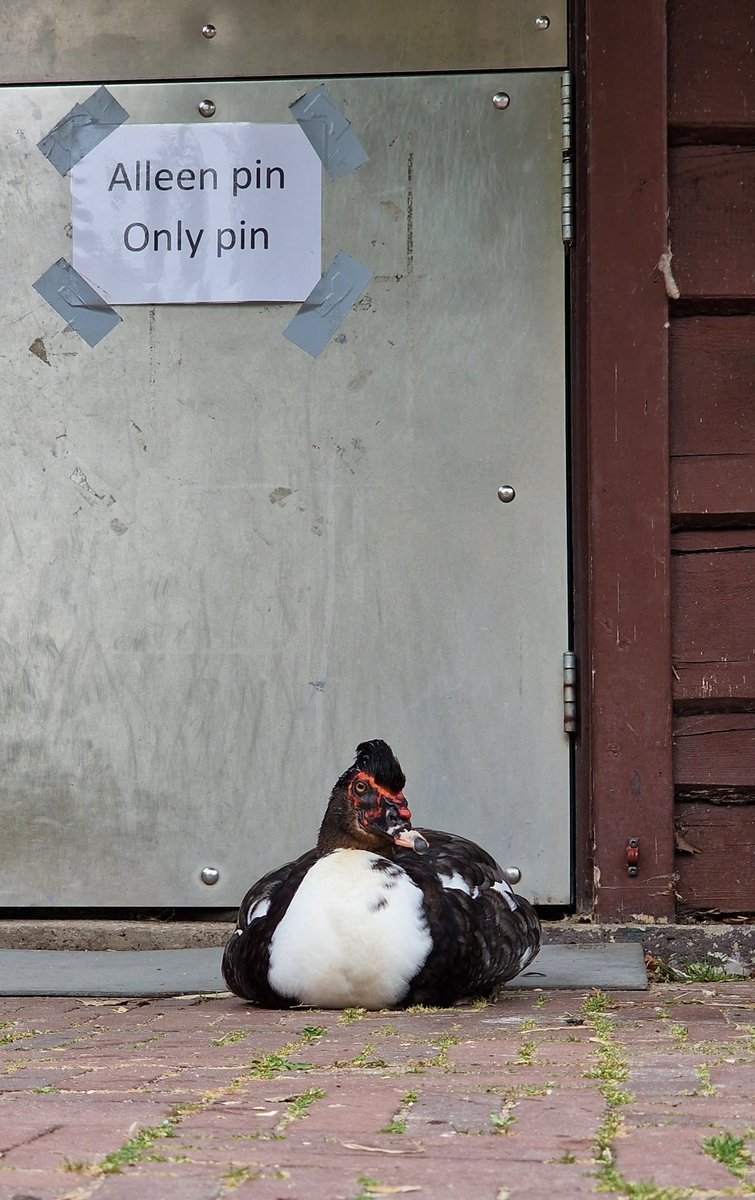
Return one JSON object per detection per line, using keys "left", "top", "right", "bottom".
{"left": 492, "top": 92, "right": 511, "bottom": 110}
{"left": 200, "top": 868, "right": 220, "bottom": 886}
{"left": 0, "top": 0, "right": 567, "bottom": 84}
{"left": 498, "top": 486, "right": 517, "bottom": 503}
{"left": 197, "top": 99, "right": 216, "bottom": 118}
{"left": 0, "top": 73, "right": 570, "bottom": 906}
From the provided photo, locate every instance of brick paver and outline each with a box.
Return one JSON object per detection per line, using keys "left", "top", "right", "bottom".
{"left": 1, "top": 983, "right": 753, "bottom": 1198}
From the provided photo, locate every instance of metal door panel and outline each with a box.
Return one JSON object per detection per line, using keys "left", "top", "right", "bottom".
{"left": 0, "top": 0, "right": 567, "bottom": 84}
{"left": 0, "top": 73, "right": 570, "bottom": 905}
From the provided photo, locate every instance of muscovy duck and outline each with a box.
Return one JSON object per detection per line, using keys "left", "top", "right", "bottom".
{"left": 222, "top": 739, "right": 540, "bottom": 1009}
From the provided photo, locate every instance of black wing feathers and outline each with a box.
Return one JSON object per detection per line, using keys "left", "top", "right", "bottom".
{"left": 394, "top": 828, "right": 541, "bottom": 1005}
{"left": 221, "top": 847, "right": 317, "bottom": 1006}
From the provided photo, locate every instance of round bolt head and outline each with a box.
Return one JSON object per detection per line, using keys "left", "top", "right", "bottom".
{"left": 200, "top": 866, "right": 220, "bottom": 885}
{"left": 498, "top": 485, "right": 516, "bottom": 503}
{"left": 202, "top": 23, "right": 217, "bottom": 38}
{"left": 502, "top": 866, "right": 522, "bottom": 885}
{"left": 535, "top": 15, "right": 551, "bottom": 30}
{"left": 198, "top": 99, "right": 216, "bottom": 118}
{"left": 492, "top": 92, "right": 511, "bottom": 110}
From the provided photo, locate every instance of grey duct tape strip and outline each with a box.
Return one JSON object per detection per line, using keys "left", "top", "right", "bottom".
{"left": 33, "top": 259, "right": 122, "bottom": 348}
{"left": 37, "top": 86, "right": 129, "bottom": 176}
{"left": 290, "top": 85, "right": 368, "bottom": 181}
{"left": 283, "top": 252, "right": 373, "bottom": 358}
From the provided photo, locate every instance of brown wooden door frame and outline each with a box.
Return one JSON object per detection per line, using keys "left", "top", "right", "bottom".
{"left": 571, "top": 0, "right": 676, "bottom": 918}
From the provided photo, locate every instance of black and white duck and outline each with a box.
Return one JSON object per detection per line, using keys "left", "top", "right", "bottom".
{"left": 222, "top": 739, "right": 540, "bottom": 1009}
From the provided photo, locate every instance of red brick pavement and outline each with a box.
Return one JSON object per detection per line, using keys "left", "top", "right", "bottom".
{"left": 0, "top": 984, "right": 753, "bottom": 1199}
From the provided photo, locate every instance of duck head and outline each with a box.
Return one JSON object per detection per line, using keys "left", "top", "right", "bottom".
{"left": 317, "top": 740, "right": 430, "bottom": 857}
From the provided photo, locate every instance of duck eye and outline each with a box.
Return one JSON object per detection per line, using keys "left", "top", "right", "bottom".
{"left": 354, "top": 780, "right": 367, "bottom": 795}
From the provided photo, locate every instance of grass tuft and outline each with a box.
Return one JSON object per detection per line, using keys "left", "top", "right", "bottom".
{"left": 491, "top": 1106, "right": 517, "bottom": 1134}
{"left": 223, "top": 1165, "right": 261, "bottom": 1187}
{"left": 245, "top": 1049, "right": 314, "bottom": 1079}
{"left": 381, "top": 1088, "right": 419, "bottom": 1134}
{"left": 340, "top": 1007, "right": 368, "bottom": 1023}
{"left": 276, "top": 1087, "right": 326, "bottom": 1132}
{"left": 211, "top": 1030, "right": 248, "bottom": 1046}
{"left": 582, "top": 989, "right": 613, "bottom": 1015}
{"left": 300, "top": 1025, "right": 327, "bottom": 1042}
{"left": 702, "top": 1131, "right": 753, "bottom": 1180}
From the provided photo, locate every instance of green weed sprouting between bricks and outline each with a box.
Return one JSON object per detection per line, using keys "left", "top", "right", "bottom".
{"left": 340, "top": 1007, "right": 368, "bottom": 1023}
{"left": 357, "top": 1177, "right": 419, "bottom": 1199}
{"left": 651, "top": 959, "right": 746, "bottom": 984}
{"left": 342, "top": 1042, "right": 389, "bottom": 1069}
{"left": 64, "top": 1030, "right": 325, "bottom": 1175}
{"left": 685, "top": 1063, "right": 716, "bottom": 1098}
{"left": 300, "top": 1025, "right": 327, "bottom": 1042}
{"left": 490, "top": 1105, "right": 517, "bottom": 1134}
{"left": 356, "top": 1178, "right": 383, "bottom": 1200}
{"left": 64, "top": 1120, "right": 177, "bottom": 1175}
{"left": 406, "top": 1030, "right": 461, "bottom": 1074}
{"left": 669, "top": 1023, "right": 689, "bottom": 1047}
{"left": 702, "top": 1131, "right": 754, "bottom": 1181}
{"left": 0, "top": 1028, "right": 44, "bottom": 1045}
{"left": 517, "top": 1038, "right": 537, "bottom": 1065}
{"left": 211, "top": 1029, "right": 248, "bottom": 1046}
{"left": 275, "top": 1088, "right": 327, "bottom": 1132}
{"left": 381, "top": 1089, "right": 419, "bottom": 1133}
{"left": 583, "top": 998, "right": 695, "bottom": 1200}
{"left": 583, "top": 988, "right": 614, "bottom": 1015}
{"left": 223, "top": 1166, "right": 261, "bottom": 1188}
{"left": 244, "top": 1048, "right": 315, "bottom": 1079}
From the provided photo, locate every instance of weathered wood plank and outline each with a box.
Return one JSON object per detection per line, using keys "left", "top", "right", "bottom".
{"left": 673, "top": 530, "right": 755, "bottom": 553}
{"left": 576, "top": 0, "right": 674, "bottom": 919}
{"left": 674, "top": 714, "right": 755, "bottom": 787}
{"left": 673, "top": 542, "right": 755, "bottom": 702}
{"left": 670, "top": 317, "right": 755, "bottom": 455}
{"left": 672, "top": 547, "right": 755, "bottom": 702}
{"left": 670, "top": 146, "right": 755, "bottom": 300}
{"left": 675, "top": 801, "right": 755, "bottom": 912}
{"left": 674, "top": 664, "right": 755, "bottom": 705}
{"left": 671, "top": 455, "right": 755, "bottom": 519}
{"left": 669, "top": 0, "right": 755, "bottom": 137}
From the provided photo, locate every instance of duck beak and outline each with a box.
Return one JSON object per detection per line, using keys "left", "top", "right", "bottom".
{"left": 379, "top": 800, "right": 429, "bottom": 855}
{"left": 392, "top": 828, "right": 430, "bottom": 854}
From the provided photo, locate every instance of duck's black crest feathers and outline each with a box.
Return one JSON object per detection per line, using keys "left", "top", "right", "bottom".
{"left": 337, "top": 739, "right": 406, "bottom": 792}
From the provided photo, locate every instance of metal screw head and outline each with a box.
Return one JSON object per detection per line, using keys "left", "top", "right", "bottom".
{"left": 535, "top": 15, "right": 551, "bottom": 30}
{"left": 492, "top": 92, "right": 511, "bottom": 110}
{"left": 200, "top": 866, "right": 220, "bottom": 885}
{"left": 502, "top": 867, "right": 522, "bottom": 886}
{"left": 202, "top": 23, "right": 217, "bottom": 38}
{"left": 498, "top": 485, "right": 516, "bottom": 503}
{"left": 198, "top": 99, "right": 216, "bottom": 118}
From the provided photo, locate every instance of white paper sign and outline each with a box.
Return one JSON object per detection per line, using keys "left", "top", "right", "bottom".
{"left": 71, "top": 123, "right": 322, "bottom": 304}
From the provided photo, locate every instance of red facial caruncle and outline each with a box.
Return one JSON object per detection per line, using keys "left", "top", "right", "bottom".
{"left": 349, "top": 771, "right": 412, "bottom": 827}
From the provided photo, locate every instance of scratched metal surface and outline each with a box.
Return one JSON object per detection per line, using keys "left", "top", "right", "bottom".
{"left": 0, "top": 73, "right": 569, "bottom": 906}
{"left": 0, "top": 0, "right": 567, "bottom": 84}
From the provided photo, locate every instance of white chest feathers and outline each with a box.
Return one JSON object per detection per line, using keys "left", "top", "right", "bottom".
{"left": 267, "top": 850, "right": 432, "bottom": 1009}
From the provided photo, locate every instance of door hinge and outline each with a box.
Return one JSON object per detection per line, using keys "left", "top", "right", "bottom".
{"left": 563, "top": 650, "right": 578, "bottom": 734}
{"left": 560, "top": 70, "right": 573, "bottom": 246}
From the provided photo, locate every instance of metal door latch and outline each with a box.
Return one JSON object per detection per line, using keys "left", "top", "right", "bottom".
{"left": 626, "top": 838, "right": 640, "bottom": 877}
